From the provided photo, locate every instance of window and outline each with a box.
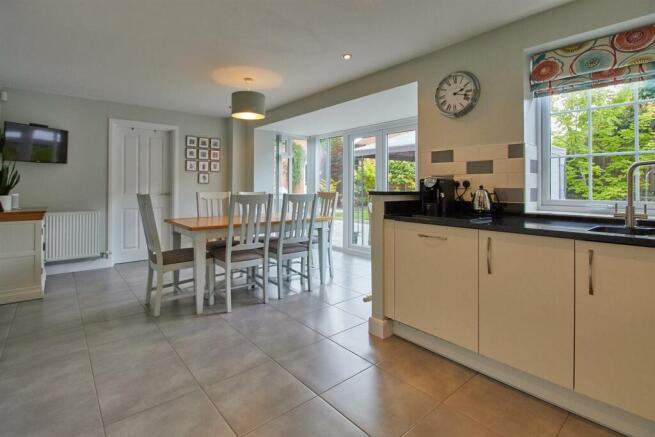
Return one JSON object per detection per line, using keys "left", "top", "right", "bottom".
{"left": 386, "top": 129, "right": 417, "bottom": 191}
{"left": 541, "top": 80, "right": 655, "bottom": 211}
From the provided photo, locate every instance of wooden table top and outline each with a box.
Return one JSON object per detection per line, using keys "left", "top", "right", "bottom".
{"left": 165, "top": 214, "right": 330, "bottom": 231}
{"left": 0, "top": 208, "right": 47, "bottom": 222}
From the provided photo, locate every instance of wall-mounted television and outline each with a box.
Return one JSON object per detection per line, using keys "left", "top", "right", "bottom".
{"left": 1, "top": 122, "right": 68, "bottom": 164}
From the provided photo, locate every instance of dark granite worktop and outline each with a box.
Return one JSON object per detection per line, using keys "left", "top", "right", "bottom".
{"left": 385, "top": 212, "right": 655, "bottom": 248}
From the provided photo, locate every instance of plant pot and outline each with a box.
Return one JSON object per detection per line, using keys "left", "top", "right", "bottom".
{"left": 0, "top": 195, "right": 12, "bottom": 212}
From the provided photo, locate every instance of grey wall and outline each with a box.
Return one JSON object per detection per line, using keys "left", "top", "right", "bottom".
{"left": 253, "top": 130, "right": 277, "bottom": 193}
{"left": 0, "top": 88, "right": 227, "bottom": 252}
{"left": 243, "top": 0, "right": 655, "bottom": 181}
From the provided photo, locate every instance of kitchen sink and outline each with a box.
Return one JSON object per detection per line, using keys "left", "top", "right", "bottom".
{"left": 588, "top": 225, "right": 655, "bottom": 236}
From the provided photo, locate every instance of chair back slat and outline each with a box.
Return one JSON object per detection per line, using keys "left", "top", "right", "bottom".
{"left": 136, "top": 193, "right": 162, "bottom": 261}
{"left": 197, "top": 192, "right": 230, "bottom": 217}
{"left": 317, "top": 191, "right": 338, "bottom": 236}
{"left": 227, "top": 194, "right": 272, "bottom": 253}
{"left": 279, "top": 194, "right": 317, "bottom": 245}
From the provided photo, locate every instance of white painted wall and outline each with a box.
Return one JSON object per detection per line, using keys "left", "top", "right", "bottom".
{"left": 243, "top": 0, "right": 655, "bottom": 181}
{"left": 253, "top": 130, "right": 277, "bottom": 193}
{"left": 0, "top": 88, "right": 227, "bottom": 253}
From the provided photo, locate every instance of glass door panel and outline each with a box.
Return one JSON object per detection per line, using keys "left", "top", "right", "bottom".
{"left": 387, "top": 129, "right": 417, "bottom": 191}
{"left": 318, "top": 136, "right": 344, "bottom": 248}
{"left": 291, "top": 138, "right": 308, "bottom": 193}
{"left": 351, "top": 135, "right": 376, "bottom": 249}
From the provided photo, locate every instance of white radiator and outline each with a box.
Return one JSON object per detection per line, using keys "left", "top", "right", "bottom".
{"left": 45, "top": 211, "right": 101, "bottom": 262}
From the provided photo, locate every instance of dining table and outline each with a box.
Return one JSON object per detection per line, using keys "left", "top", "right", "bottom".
{"left": 164, "top": 214, "right": 331, "bottom": 314}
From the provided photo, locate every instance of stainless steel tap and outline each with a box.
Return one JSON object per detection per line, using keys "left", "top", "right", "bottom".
{"left": 613, "top": 160, "right": 655, "bottom": 229}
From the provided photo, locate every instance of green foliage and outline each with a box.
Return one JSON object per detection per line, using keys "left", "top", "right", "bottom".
{"left": 0, "top": 153, "right": 20, "bottom": 195}
{"left": 291, "top": 141, "right": 306, "bottom": 193}
{"left": 388, "top": 160, "right": 417, "bottom": 191}
{"left": 551, "top": 82, "right": 655, "bottom": 201}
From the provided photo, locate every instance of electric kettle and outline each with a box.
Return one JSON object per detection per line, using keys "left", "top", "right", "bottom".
{"left": 471, "top": 185, "right": 498, "bottom": 212}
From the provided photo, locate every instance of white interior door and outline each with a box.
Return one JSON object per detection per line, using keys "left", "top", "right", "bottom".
{"left": 111, "top": 126, "right": 171, "bottom": 263}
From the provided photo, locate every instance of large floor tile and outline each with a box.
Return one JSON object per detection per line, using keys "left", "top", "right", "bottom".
{"left": 308, "top": 283, "right": 362, "bottom": 305}
{"left": 296, "top": 306, "right": 365, "bottom": 337}
{"left": 329, "top": 325, "right": 413, "bottom": 364}
{"left": 0, "top": 327, "right": 87, "bottom": 371}
{"left": 444, "top": 375, "right": 568, "bottom": 437}
{"left": 277, "top": 339, "right": 371, "bottom": 394}
{"left": 405, "top": 405, "right": 501, "bottom": 437}
{"left": 77, "top": 287, "right": 136, "bottom": 309}
{"left": 322, "top": 366, "right": 437, "bottom": 437}
{"left": 8, "top": 307, "right": 82, "bottom": 338}
{"left": 332, "top": 274, "right": 372, "bottom": 294}
{"left": 335, "top": 295, "right": 372, "bottom": 320}
{"left": 558, "top": 415, "right": 625, "bottom": 437}
{"left": 174, "top": 335, "right": 270, "bottom": 387}
{"left": 95, "top": 354, "right": 197, "bottom": 424}
{"left": 0, "top": 350, "right": 103, "bottom": 437}
{"left": 221, "top": 303, "right": 291, "bottom": 335}
{"left": 80, "top": 295, "right": 145, "bottom": 323}
{"left": 84, "top": 312, "right": 160, "bottom": 347}
{"left": 15, "top": 295, "right": 79, "bottom": 317}
{"left": 376, "top": 342, "right": 475, "bottom": 401}
{"left": 157, "top": 313, "right": 245, "bottom": 349}
{"left": 106, "top": 390, "right": 235, "bottom": 437}
{"left": 270, "top": 293, "right": 330, "bottom": 318}
{"left": 246, "top": 318, "right": 325, "bottom": 359}
{"left": 89, "top": 330, "right": 175, "bottom": 376}
{"left": 206, "top": 361, "right": 315, "bottom": 435}
{"left": 0, "top": 303, "right": 17, "bottom": 324}
{"left": 247, "top": 397, "right": 366, "bottom": 437}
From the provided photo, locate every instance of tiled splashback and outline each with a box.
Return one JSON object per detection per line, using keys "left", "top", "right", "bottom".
{"left": 420, "top": 143, "right": 538, "bottom": 204}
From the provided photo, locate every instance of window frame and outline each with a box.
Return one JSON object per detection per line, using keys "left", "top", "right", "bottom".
{"left": 538, "top": 83, "right": 655, "bottom": 215}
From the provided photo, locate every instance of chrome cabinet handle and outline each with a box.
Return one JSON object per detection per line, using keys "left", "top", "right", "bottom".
{"left": 417, "top": 233, "right": 447, "bottom": 241}
{"left": 588, "top": 249, "right": 594, "bottom": 295}
{"left": 487, "top": 237, "right": 492, "bottom": 275}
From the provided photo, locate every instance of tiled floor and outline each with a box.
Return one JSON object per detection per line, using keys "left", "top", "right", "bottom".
{"left": 0, "top": 252, "right": 623, "bottom": 436}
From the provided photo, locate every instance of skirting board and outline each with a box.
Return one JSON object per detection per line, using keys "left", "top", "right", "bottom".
{"left": 46, "top": 258, "right": 113, "bottom": 275}
{"left": 393, "top": 321, "right": 655, "bottom": 437}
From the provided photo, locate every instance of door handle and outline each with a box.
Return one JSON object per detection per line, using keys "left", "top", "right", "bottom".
{"left": 417, "top": 233, "right": 447, "bottom": 241}
{"left": 588, "top": 249, "right": 594, "bottom": 295}
{"left": 487, "top": 237, "right": 492, "bottom": 275}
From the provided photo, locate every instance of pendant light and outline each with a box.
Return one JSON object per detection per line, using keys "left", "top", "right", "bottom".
{"left": 231, "top": 77, "right": 266, "bottom": 120}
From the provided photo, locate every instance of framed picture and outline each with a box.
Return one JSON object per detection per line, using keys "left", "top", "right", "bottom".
{"left": 198, "top": 173, "right": 209, "bottom": 184}
{"left": 185, "top": 160, "right": 197, "bottom": 172}
{"left": 198, "top": 137, "right": 209, "bottom": 148}
{"left": 210, "top": 150, "right": 220, "bottom": 160}
{"left": 198, "top": 161, "right": 209, "bottom": 172}
{"left": 186, "top": 136, "right": 197, "bottom": 147}
{"left": 198, "top": 149, "right": 209, "bottom": 160}
{"left": 210, "top": 138, "right": 221, "bottom": 149}
{"left": 185, "top": 148, "right": 198, "bottom": 159}
{"left": 210, "top": 161, "right": 220, "bottom": 172}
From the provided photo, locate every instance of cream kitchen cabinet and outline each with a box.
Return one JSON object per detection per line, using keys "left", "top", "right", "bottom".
{"left": 575, "top": 241, "right": 655, "bottom": 421}
{"left": 478, "top": 231, "right": 574, "bottom": 388}
{"left": 394, "top": 221, "right": 478, "bottom": 352}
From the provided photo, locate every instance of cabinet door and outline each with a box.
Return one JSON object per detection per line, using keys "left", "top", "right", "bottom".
{"left": 394, "top": 222, "right": 478, "bottom": 351}
{"left": 479, "top": 231, "right": 574, "bottom": 388}
{"left": 575, "top": 241, "right": 655, "bottom": 421}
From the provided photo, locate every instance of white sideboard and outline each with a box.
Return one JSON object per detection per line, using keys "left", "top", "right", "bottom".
{"left": 0, "top": 209, "right": 46, "bottom": 304}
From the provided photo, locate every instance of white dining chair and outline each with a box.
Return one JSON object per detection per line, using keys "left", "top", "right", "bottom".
{"left": 269, "top": 193, "right": 317, "bottom": 298}
{"left": 210, "top": 193, "right": 273, "bottom": 312}
{"left": 197, "top": 191, "right": 230, "bottom": 217}
{"left": 137, "top": 193, "right": 215, "bottom": 317}
{"left": 315, "top": 191, "right": 338, "bottom": 278}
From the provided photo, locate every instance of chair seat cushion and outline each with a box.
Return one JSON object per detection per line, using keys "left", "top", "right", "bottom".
{"left": 268, "top": 239, "right": 309, "bottom": 254}
{"left": 150, "top": 248, "right": 210, "bottom": 265}
{"left": 206, "top": 239, "right": 227, "bottom": 250}
{"left": 212, "top": 246, "right": 264, "bottom": 263}
{"left": 300, "top": 237, "right": 319, "bottom": 246}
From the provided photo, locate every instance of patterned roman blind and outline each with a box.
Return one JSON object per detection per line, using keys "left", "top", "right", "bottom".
{"left": 530, "top": 24, "right": 655, "bottom": 97}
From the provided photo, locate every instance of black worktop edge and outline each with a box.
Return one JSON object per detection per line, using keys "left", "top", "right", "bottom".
{"left": 385, "top": 214, "right": 655, "bottom": 248}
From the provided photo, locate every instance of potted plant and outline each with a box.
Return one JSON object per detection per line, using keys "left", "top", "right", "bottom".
{"left": 0, "top": 153, "right": 20, "bottom": 211}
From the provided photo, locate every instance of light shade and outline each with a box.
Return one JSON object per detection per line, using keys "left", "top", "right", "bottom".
{"left": 231, "top": 90, "right": 265, "bottom": 120}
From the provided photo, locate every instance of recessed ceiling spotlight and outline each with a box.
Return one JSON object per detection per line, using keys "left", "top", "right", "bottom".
{"left": 341, "top": 53, "right": 352, "bottom": 60}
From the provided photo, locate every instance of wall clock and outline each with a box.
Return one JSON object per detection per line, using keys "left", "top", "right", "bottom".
{"left": 435, "top": 71, "right": 481, "bottom": 118}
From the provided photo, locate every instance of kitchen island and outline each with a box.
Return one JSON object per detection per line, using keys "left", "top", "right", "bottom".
{"left": 370, "top": 192, "right": 655, "bottom": 437}
{"left": 0, "top": 209, "right": 46, "bottom": 304}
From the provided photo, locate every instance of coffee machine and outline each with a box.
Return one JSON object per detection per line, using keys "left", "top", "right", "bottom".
{"left": 419, "top": 177, "right": 456, "bottom": 216}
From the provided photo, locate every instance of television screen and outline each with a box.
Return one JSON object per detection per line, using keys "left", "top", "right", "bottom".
{"left": 1, "top": 121, "right": 68, "bottom": 163}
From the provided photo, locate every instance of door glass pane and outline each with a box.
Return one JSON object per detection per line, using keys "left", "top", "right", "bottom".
{"left": 387, "top": 130, "right": 417, "bottom": 191}
{"left": 329, "top": 137, "right": 344, "bottom": 248}
{"left": 291, "top": 139, "right": 307, "bottom": 193}
{"left": 352, "top": 135, "right": 376, "bottom": 248}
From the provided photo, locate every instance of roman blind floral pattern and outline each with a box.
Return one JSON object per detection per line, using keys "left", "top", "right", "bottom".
{"left": 530, "top": 24, "right": 655, "bottom": 97}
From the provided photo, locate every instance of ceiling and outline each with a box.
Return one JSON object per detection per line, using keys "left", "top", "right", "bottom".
{"left": 0, "top": 0, "right": 571, "bottom": 117}
{"left": 259, "top": 82, "right": 417, "bottom": 136}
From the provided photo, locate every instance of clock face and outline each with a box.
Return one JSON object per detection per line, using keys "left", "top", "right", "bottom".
{"left": 435, "top": 71, "right": 480, "bottom": 118}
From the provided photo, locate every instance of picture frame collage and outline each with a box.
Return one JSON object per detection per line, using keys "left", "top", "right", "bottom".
{"left": 185, "top": 135, "right": 221, "bottom": 184}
